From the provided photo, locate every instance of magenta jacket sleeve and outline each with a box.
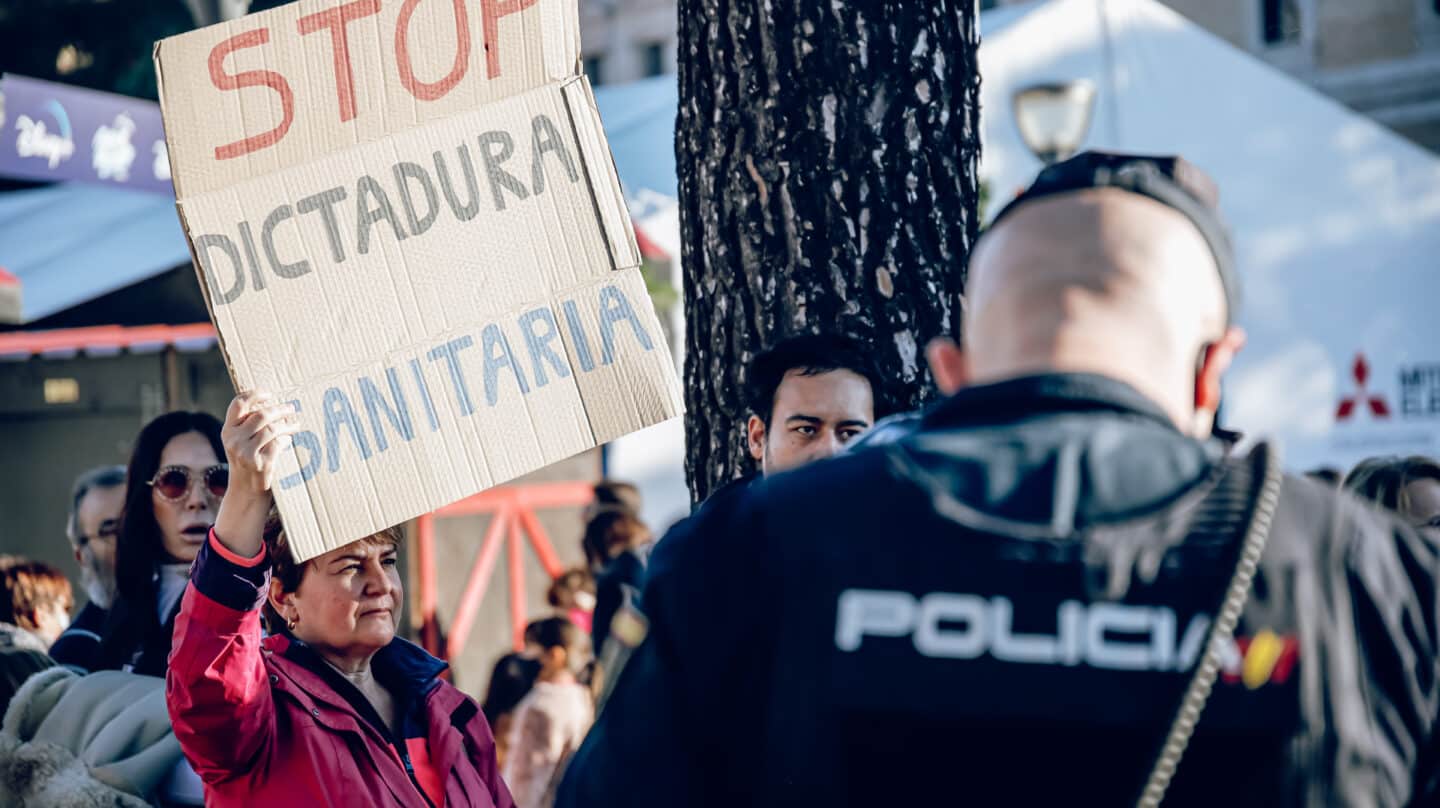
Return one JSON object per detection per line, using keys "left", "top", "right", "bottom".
{"left": 165, "top": 529, "right": 276, "bottom": 786}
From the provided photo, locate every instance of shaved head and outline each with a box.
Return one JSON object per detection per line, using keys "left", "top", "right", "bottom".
{"left": 958, "top": 188, "right": 1237, "bottom": 435}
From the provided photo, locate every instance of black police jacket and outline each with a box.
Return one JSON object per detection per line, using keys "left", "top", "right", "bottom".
{"left": 558, "top": 373, "right": 1440, "bottom": 808}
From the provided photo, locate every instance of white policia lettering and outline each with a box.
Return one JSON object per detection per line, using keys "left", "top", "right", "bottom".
{"left": 835, "top": 589, "right": 1223, "bottom": 673}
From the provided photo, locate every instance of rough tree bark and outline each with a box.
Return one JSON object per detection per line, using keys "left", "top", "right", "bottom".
{"left": 677, "top": 0, "right": 982, "bottom": 504}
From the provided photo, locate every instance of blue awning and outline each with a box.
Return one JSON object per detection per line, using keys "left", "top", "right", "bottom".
{"left": 593, "top": 75, "right": 679, "bottom": 201}
{"left": 0, "top": 182, "right": 190, "bottom": 323}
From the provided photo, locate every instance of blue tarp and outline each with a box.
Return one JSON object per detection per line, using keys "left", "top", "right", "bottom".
{"left": 592, "top": 74, "right": 679, "bottom": 200}
{"left": 0, "top": 182, "right": 189, "bottom": 322}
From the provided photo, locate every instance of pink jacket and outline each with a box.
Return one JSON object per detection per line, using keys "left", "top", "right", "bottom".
{"left": 166, "top": 532, "right": 516, "bottom": 808}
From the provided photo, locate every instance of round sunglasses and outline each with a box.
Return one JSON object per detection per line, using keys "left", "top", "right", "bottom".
{"left": 148, "top": 464, "right": 229, "bottom": 502}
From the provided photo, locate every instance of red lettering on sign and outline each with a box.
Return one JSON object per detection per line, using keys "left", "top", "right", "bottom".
{"left": 396, "top": 0, "right": 472, "bottom": 101}
{"left": 482, "top": 0, "right": 538, "bottom": 79}
{"left": 297, "top": 0, "right": 382, "bottom": 123}
{"left": 208, "top": 29, "right": 296, "bottom": 160}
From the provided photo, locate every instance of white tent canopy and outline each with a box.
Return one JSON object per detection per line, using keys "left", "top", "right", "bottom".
{"left": 606, "top": 0, "right": 1440, "bottom": 525}
{"left": 981, "top": 0, "right": 1440, "bottom": 472}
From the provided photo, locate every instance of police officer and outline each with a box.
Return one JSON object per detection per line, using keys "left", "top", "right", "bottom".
{"left": 557, "top": 153, "right": 1440, "bottom": 807}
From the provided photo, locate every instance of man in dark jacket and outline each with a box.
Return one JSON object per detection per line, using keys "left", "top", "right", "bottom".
{"left": 558, "top": 153, "right": 1440, "bottom": 807}
{"left": 49, "top": 465, "right": 126, "bottom": 672}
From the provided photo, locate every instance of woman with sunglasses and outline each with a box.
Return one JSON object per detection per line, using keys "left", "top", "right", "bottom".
{"left": 95, "top": 411, "right": 227, "bottom": 675}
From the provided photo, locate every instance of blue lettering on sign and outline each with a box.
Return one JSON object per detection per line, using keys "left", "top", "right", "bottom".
{"left": 562, "top": 300, "right": 596, "bottom": 372}
{"left": 518, "top": 307, "right": 569, "bottom": 388}
{"left": 598, "top": 284, "right": 654, "bottom": 365}
{"left": 323, "top": 387, "right": 372, "bottom": 472}
{"left": 409, "top": 358, "right": 441, "bottom": 432}
{"left": 279, "top": 398, "right": 321, "bottom": 491}
{"left": 359, "top": 367, "right": 414, "bottom": 452}
{"left": 481, "top": 323, "right": 529, "bottom": 406}
{"left": 284, "top": 283, "right": 660, "bottom": 480}
{"left": 428, "top": 336, "right": 477, "bottom": 416}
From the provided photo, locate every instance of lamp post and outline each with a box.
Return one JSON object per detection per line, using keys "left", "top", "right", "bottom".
{"left": 1012, "top": 80, "right": 1098, "bottom": 164}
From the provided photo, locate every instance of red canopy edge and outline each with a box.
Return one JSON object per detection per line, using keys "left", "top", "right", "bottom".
{"left": 0, "top": 323, "right": 217, "bottom": 360}
{"left": 633, "top": 222, "right": 669, "bottom": 262}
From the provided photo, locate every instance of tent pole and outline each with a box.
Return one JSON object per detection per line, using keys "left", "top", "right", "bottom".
{"left": 1097, "top": 0, "right": 1123, "bottom": 146}
{"left": 163, "top": 346, "right": 183, "bottom": 410}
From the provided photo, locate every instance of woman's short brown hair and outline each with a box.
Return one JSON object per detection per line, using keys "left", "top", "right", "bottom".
{"left": 261, "top": 509, "right": 404, "bottom": 632}
{"left": 0, "top": 555, "right": 73, "bottom": 630}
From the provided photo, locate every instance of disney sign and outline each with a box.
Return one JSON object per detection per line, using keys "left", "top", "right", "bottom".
{"left": 14, "top": 100, "right": 75, "bottom": 169}
{"left": 0, "top": 74, "right": 172, "bottom": 194}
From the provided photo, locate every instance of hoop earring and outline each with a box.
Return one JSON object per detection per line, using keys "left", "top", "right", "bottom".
{"left": 287, "top": 615, "right": 298, "bottom": 632}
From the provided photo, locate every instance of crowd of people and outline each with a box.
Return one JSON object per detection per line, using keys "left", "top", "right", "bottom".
{"left": 1, "top": 150, "right": 1439, "bottom": 806}
{"left": 556, "top": 153, "right": 1440, "bottom": 807}
{"left": 0, "top": 395, "right": 671, "bottom": 807}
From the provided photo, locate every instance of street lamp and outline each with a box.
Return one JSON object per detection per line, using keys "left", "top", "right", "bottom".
{"left": 1012, "top": 80, "right": 1097, "bottom": 165}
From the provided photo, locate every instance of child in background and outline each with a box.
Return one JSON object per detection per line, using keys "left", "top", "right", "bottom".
{"left": 482, "top": 652, "right": 541, "bottom": 772}
{"left": 504, "top": 617, "right": 594, "bottom": 808}
{"left": 546, "top": 568, "right": 596, "bottom": 635}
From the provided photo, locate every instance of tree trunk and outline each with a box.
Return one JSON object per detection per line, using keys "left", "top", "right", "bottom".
{"left": 677, "top": 0, "right": 982, "bottom": 504}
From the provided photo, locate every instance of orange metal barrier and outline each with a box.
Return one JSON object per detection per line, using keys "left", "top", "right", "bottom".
{"left": 414, "top": 481, "right": 594, "bottom": 659}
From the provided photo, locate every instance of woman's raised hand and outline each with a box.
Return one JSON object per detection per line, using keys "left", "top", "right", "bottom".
{"left": 223, "top": 391, "right": 300, "bottom": 495}
{"left": 214, "top": 391, "right": 299, "bottom": 557}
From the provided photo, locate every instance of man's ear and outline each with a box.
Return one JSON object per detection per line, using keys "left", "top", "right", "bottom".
{"left": 925, "top": 337, "right": 969, "bottom": 396}
{"left": 1195, "top": 326, "right": 1246, "bottom": 415}
{"left": 746, "top": 414, "right": 766, "bottom": 462}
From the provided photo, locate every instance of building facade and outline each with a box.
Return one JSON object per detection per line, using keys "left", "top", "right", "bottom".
{"left": 1163, "top": 0, "right": 1440, "bottom": 151}
{"left": 582, "top": 0, "right": 1438, "bottom": 150}
{"left": 579, "top": 0, "right": 679, "bottom": 86}
{"left": 985, "top": 0, "right": 1440, "bottom": 152}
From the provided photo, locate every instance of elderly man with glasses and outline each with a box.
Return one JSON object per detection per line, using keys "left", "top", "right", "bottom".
{"left": 48, "top": 465, "right": 126, "bottom": 672}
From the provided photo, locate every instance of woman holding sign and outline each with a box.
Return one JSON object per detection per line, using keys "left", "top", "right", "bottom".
{"left": 166, "top": 392, "right": 515, "bottom": 807}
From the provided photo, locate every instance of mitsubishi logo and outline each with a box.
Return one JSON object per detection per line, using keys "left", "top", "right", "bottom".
{"left": 1336, "top": 354, "right": 1391, "bottom": 422}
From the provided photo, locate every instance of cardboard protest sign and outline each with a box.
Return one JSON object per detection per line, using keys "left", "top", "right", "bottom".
{"left": 154, "top": 0, "right": 682, "bottom": 561}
